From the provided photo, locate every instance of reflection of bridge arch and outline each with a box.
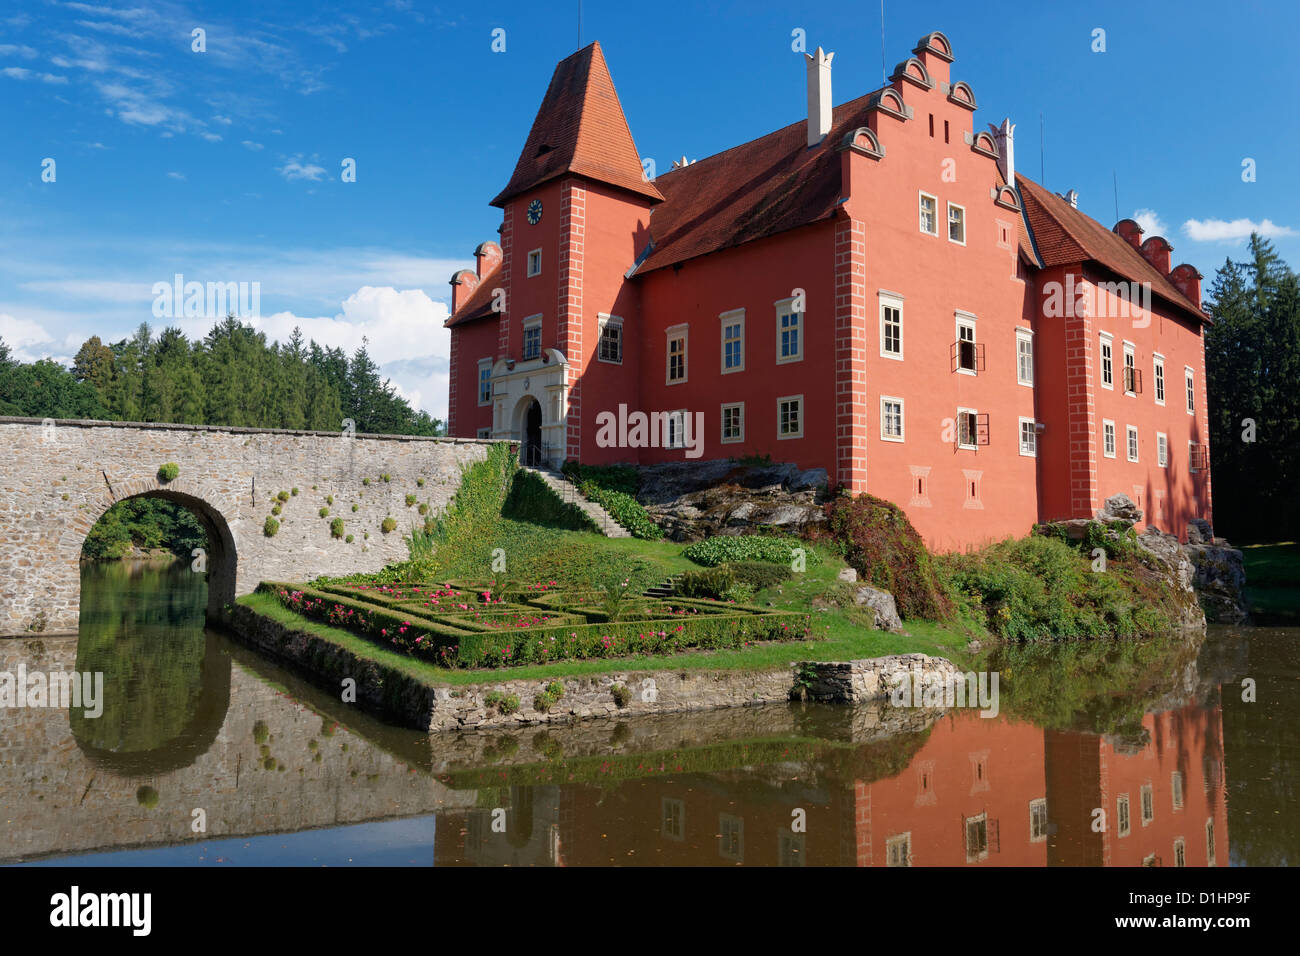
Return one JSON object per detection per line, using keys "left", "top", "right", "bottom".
{"left": 71, "top": 629, "right": 233, "bottom": 777}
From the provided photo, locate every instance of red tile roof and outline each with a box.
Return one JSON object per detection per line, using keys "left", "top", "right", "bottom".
{"left": 444, "top": 263, "right": 502, "bottom": 328}
{"left": 491, "top": 41, "right": 663, "bottom": 208}
{"left": 1017, "top": 176, "right": 1206, "bottom": 322}
{"left": 635, "top": 89, "right": 887, "bottom": 273}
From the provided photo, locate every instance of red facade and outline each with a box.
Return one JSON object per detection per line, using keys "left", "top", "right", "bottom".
{"left": 446, "top": 31, "right": 1212, "bottom": 550}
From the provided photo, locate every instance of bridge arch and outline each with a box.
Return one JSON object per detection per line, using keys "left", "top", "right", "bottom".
{"left": 76, "top": 478, "right": 240, "bottom": 624}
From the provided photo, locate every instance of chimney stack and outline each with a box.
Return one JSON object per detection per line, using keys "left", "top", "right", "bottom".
{"left": 805, "top": 47, "right": 834, "bottom": 147}
{"left": 990, "top": 118, "right": 1015, "bottom": 187}
{"left": 1061, "top": 189, "right": 1079, "bottom": 208}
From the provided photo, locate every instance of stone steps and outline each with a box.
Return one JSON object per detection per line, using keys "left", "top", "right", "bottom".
{"left": 519, "top": 465, "right": 633, "bottom": 538}
{"left": 643, "top": 572, "right": 683, "bottom": 598}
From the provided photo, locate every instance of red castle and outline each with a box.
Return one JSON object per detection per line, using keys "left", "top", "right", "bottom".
{"left": 446, "top": 32, "right": 1212, "bottom": 551}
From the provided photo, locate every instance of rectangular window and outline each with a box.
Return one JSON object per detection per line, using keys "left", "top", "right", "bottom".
{"left": 1100, "top": 334, "right": 1114, "bottom": 389}
{"left": 954, "top": 314, "right": 980, "bottom": 373}
{"left": 1154, "top": 354, "right": 1166, "bottom": 405}
{"left": 1189, "top": 441, "right": 1205, "bottom": 473}
{"left": 948, "top": 202, "right": 966, "bottom": 244}
{"left": 1019, "top": 418, "right": 1037, "bottom": 457}
{"left": 666, "top": 325, "right": 687, "bottom": 384}
{"left": 720, "top": 403, "right": 744, "bottom": 444}
{"left": 919, "top": 192, "right": 938, "bottom": 235}
{"left": 1172, "top": 772, "right": 1185, "bottom": 810}
{"left": 477, "top": 359, "right": 493, "bottom": 405}
{"left": 957, "top": 408, "right": 978, "bottom": 450}
{"left": 881, "top": 396, "right": 904, "bottom": 442}
{"left": 778, "top": 831, "right": 805, "bottom": 867}
{"left": 1157, "top": 432, "right": 1168, "bottom": 468}
{"left": 1174, "top": 838, "right": 1186, "bottom": 868}
{"left": 886, "top": 833, "right": 911, "bottom": 867}
{"left": 1185, "top": 367, "right": 1196, "bottom": 414}
{"left": 1103, "top": 420, "right": 1116, "bottom": 458}
{"left": 1123, "top": 342, "right": 1138, "bottom": 395}
{"left": 665, "top": 409, "right": 688, "bottom": 450}
{"left": 526, "top": 248, "right": 542, "bottom": 277}
{"left": 522, "top": 317, "right": 542, "bottom": 360}
{"left": 778, "top": 395, "right": 803, "bottom": 439}
{"left": 964, "top": 813, "right": 989, "bottom": 862}
{"left": 1016, "top": 329, "right": 1034, "bottom": 386}
{"left": 1206, "top": 820, "right": 1216, "bottom": 866}
{"left": 775, "top": 299, "right": 803, "bottom": 364}
{"left": 598, "top": 315, "right": 622, "bottom": 364}
{"left": 720, "top": 309, "right": 744, "bottom": 373}
{"left": 1141, "top": 784, "right": 1154, "bottom": 826}
{"left": 1118, "top": 795, "right": 1131, "bottom": 838}
{"left": 1127, "top": 425, "right": 1139, "bottom": 463}
{"left": 476, "top": 427, "right": 491, "bottom": 439}
{"left": 1030, "top": 799, "right": 1048, "bottom": 843}
{"left": 719, "top": 814, "right": 744, "bottom": 862}
{"left": 880, "top": 293, "right": 903, "bottom": 359}
{"left": 662, "top": 798, "right": 684, "bottom": 841}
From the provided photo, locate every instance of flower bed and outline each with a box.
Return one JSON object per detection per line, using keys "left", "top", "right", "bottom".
{"left": 259, "top": 580, "right": 814, "bottom": 670}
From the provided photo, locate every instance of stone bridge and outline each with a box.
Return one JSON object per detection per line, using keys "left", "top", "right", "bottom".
{"left": 0, "top": 417, "right": 499, "bottom": 635}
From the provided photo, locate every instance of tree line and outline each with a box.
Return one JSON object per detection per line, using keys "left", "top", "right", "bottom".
{"left": 1204, "top": 235, "right": 1300, "bottom": 543}
{"left": 0, "top": 317, "right": 442, "bottom": 558}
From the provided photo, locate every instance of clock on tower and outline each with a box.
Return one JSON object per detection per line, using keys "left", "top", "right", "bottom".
{"left": 526, "top": 199, "right": 543, "bottom": 225}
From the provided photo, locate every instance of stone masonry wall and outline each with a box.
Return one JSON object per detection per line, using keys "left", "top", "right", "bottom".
{"left": 0, "top": 418, "right": 496, "bottom": 635}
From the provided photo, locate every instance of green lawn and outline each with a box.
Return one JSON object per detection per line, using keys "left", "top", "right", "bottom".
{"left": 239, "top": 520, "right": 977, "bottom": 687}
{"left": 1241, "top": 542, "right": 1300, "bottom": 623}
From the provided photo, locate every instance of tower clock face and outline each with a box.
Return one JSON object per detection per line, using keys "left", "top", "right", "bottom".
{"left": 527, "top": 199, "right": 543, "bottom": 225}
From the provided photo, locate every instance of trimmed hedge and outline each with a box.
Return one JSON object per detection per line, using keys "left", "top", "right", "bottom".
{"left": 261, "top": 581, "right": 811, "bottom": 670}
{"left": 683, "top": 534, "right": 820, "bottom": 568}
{"left": 560, "top": 462, "right": 662, "bottom": 539}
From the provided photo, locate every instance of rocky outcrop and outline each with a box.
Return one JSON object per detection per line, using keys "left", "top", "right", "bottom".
{"left": 852, "top": 585, "right": 905, "bottom": 632}
{"left": 1184, "top": 537, "right": 1248, "bottom": 624}
{"left": 1097, "top": 492, "right": 1144, "bottom": 523}
{"left": 1135, "top": 527, "right": 1205, "bottom": 630}
{"left": 631, "top": 459, "right": 830, "bottom": 542}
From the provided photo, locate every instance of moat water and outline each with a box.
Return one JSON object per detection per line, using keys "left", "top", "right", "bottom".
{"left": 0, "top": 561, "right": 1294, "bottom": 866}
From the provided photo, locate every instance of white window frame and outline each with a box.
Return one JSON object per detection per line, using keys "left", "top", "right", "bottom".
{"left": 1100, "top": 332, "right": 1114, "bottom": 390}
{"left": 885, "top": 832, "right": 912, "bottom": 867}
{"left": 719, "top": 308, "right": 745, "bottom": 374}
{"left": 880, "top": 395, "right": 905, "bottom": 442}
{"left": 1018, "top": 417, "right": 1037, "bottom": 457}
{"left": 526, "top": 248, "right": 542, "bottom": 278}
{"left": 1153, "top": 353, "right": 1166, "bottom": 406}
{"left": 957, "top": 406, "right": 978, "bottom": 450}
{"left": 1174, "top": 837, "right": 1186, "bottom": 868}
{"left": 1157, "top": 432, "right": 1168, "bottom": 468}
{"left": 1122, "top": 340, "right": 1137, "bottom": 396}
{"left": 1172, "top": 771, "right": 1184, "bottom": 810}
{"left": 919, "top": 191, "right": 938, "bottom": 236}
{"left": 1102, "top": 419, "right": 1116, "bottom": 458}
{"left": 1127, "top": 425, "right": 1139, "bottom": 463}
{"left": 666, "top": 323, "right": 688, "bottom": 385}
{"left": 879, "top": 291, "right": 904, "bottom": 360}
{"left": 664, "top": 409, "right": 689, "bottom": 450}
{"left": 1185, "top": 366, "right": 1196, "bottom": 415}
{"left": 477, "top": 357, "right": 493, "bottom": 406}
{"left": 1207, "top": 819, "right": 1216, "bottom": 866}
{"left": 1189, "top": 440, "right": 1201, "bottom": 474}
{"left": 718, "top": 813, "right": 744, "bottom": 863}
{"left": 1016, "top": 328, "right": 1034, "bottom": 386}
{"left": 720, "top": 402, "right": 744, "bottom": 444}
{"left": 1117, "top": 794, "right": 1131, "bottom": 838}
{"left": 954, "top": 312, "right": 978, "bottom": 376}
{"left": 521, "top": 314, "right": 543, "bottom": 361}
{"left": 476, "top": 427, "right": 491, "bottom": 439}
{"left": 597, "top": 313, "right": 623, "bottom": 365}
{"left": 774, "top": 297, "right": 804, "bottom": 365}
{"left": 777, "top": 394, "right": 804, "bottom": 440}
{"left": 1029, "top": 799, "right": 1048, "bottom": 843}
{"left": 661, "top": 797, "right": 684, "bottom": 842}
{"left": 1141, "top": 784, "right": 1154, "bottom": 827}
{"left": 947, "top": 201, "right": 966, "bottom": 245}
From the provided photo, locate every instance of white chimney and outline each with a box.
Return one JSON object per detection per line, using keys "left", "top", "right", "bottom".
{"left": 805, "top": 47, "right": 834, "bottom": 147}
{"left": 990, "top": 118, "right": 1015, "bottom": 186}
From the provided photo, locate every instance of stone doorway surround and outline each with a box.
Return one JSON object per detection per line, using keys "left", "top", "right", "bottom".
{"left": 490, "top": 348, "right": 569, "bottom": 469}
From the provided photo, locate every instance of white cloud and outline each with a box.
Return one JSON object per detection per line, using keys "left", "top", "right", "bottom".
{"left": 0, "top": 313, "right": 56, "bottom": 354}
{"left": 0, "top": 44, "right": 38, "bottom": 58}
{"left": 278, "top": 160, "right": 326, "bottom": 181}
{"left": 1182, "top": 217, "right": 1298, "bottom": 243}
{"left": 1, "top": 66, "right": 69, "bottom": 83}
{"left": 167, "top": 171, "right": 185, "bottom": 180}
{"left": 241, "top": 140, "right": 263, "bottom": 150}
{"left": 1132, "top": 208, "right": 1167, "bottom": 237}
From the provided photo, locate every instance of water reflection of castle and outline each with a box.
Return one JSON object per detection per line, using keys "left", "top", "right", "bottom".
{"left": 436, "top": 700, "right": 1228, "bottom": 867}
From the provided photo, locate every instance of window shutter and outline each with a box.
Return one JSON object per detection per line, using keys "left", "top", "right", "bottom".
{"left": 976, "top": 412, "right": 990, "bottom": 445}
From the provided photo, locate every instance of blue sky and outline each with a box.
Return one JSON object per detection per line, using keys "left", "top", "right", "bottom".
{"left": 2, "top": 0, "right": 1296, "bottom": 420}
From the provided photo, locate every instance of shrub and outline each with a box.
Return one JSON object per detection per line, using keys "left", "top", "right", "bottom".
{"left": 352, "top": 503, "right": 358, "bottom": 512}
{"left": 503, "top": 468, "right": 599, "bottom": 532}
{"left": 534, "top": 680, "right": 565, "bottom": 713}
{"left": 276, "top": 490, "right": 290, "bottom": 502}
{"left": 417, "top": 477, "right": 426, "bottom": 487}
{"left": 326, "top": 495, "right": 334, "bottom": 505}
{"left": 271, "top": 504, "right": 282, "bottom": 516}
{"left": 406, "top": 493, "right": 417, "bottom": 507}
{"left": 363, "top": 478, "right": 371, "bottom": 486}
{"left": 319, "top": 507, "right": 330, "bottom": 518}
{"left": 418, "top": 503, "right": 429, "bottom": 516}
{"left": 381, "top": 473, "right": 391, "bottom": 483}
{"left": 330, "top": 518, "right": 345, "bottom": 539}
{"left": 684, "top": 534, "right": 818, "bottom": 568}
{"left": 558, "top": 462, "right": 661, "bottom": 539}
{"left": 263, "top": 516, "right": 280, "bottom": 537}
{"left": 611, "top": 684, "right": 632, "bottom": 707}
{"left": 822, "top": 494, "right": 950, "bottom": 620}
{"left": 381, "top": 517, "right": 397, "bottom": 534}
{"left": 726, "top": 561, "right": 793, "bottom": 592}
{"left": 345, "top": 534, "right": 355, "bottom": 544}
{"left": 291, "top": 488, "right": 299, "bottom": 496}
{"left": 485, "top": 690, "right": 519, "bottom": 715}
{"left": 157, "top": 463, "right": 179, "bottom": 482}
{"left": 678, "top": 566, "right": 736, "bottom": 600}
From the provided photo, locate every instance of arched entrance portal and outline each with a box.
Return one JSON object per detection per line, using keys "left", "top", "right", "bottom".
{"left": 83, "top": 489, "right": 238, "bottom": 625}
{"left": 523, "top": 398, "right": 543, "bottom": 466}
